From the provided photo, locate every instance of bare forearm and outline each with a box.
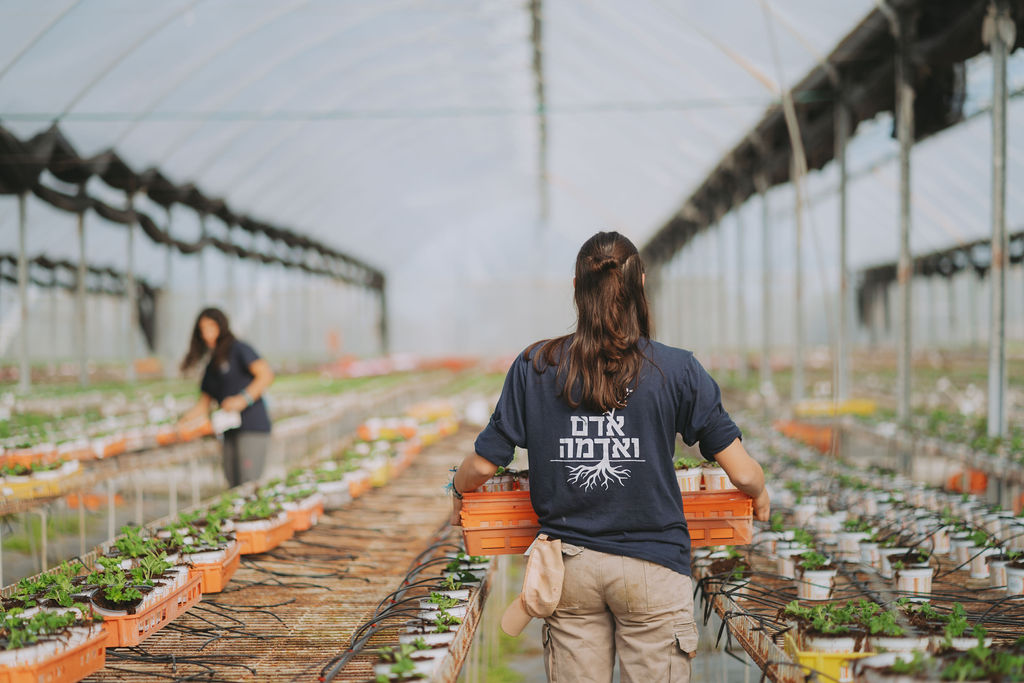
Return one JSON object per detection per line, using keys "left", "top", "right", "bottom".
{"left": 454, "top": 453, "right": 499, "bottom": 495}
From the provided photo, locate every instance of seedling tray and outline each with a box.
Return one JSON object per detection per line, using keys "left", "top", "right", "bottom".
{"left": 0, "top": 628, "right": 106, "bottom": 683}
{"left": 286, "top": 500, "right": 324, "bottom": 532}
{"left": 236, "top": 516, "right": 294, "bottom": 555}
{"left": 102, "top": 573, "right": 202, "bottom": 648}
{"left": 189, "top": 542, "right": 242, "bottom": 594}
{"left": 683, "top": 489, "right": 753, "bottom": 548}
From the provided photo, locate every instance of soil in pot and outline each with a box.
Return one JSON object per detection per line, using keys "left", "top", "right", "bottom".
{"left": 90, "top": 584, "right": 154, "bottom": 614}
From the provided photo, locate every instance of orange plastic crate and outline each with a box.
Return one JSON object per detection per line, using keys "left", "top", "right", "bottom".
{"left": 459, "top": 488, "right": 752, "bottom": 554}
{"left": 463, "top": 526, "right": 541, "bottom": 555}
{"left": 683, "top": 489, "right": 753, "bottom": 548}
{"left": 0, "top": 628, "right": 106, "bottom": 683}
{"left": 286, "top": 501, "right": 324, "bottom": 532}
{"left": 461, "top": 490, "right": 539, "bottom": 556}
{"left": 460, "top": 490, "right": 538, "bottom": 528}
{"left": 189, "top": 542, "right": 242, "bottom": 594}
{"left": 102, "top": 573, "right": 202, "bottom": 648}
{"left": 236, "top": 517, "right": 294, "bottom": 555}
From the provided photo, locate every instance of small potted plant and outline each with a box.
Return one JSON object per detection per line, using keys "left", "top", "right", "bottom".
{"left": 837, "top": 517, "right": 873, "bottom": 562}
{"left": 795, "top": 551, "right": 837, "bottom": 601}
{"left": 673, "top": 456, "right": 703, "bottom": 493}
{"left": 701, "top": 460, "right": 736, "bottom": 492}
{"left": 863, "top": 609, "right": 929, "bottom": 653}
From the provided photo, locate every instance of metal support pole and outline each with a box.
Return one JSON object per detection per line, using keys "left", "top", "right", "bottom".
{"left": 18, "top": 193, "right": 30, "bottom": 393}
{"left": 836, "top": 97, "right": 851, "bottom": 402}
{"left": 986, "top": 0, "right": 1013, "bottom": 438}
{"left": 199, "top": 213, "right": 208, "bottom": 305}
{"left": 226, "top": 224, "right": 235, "bottom": 313}
{"left": 78, "top": 499, "right": 86, "bottom": 557}
{"left": 164, "top": 221, "right": 175, "bottom": 379}
{"left": 135, "top": 476, "right": 143, "bottom": 526}
{"left": 792, "top": 156, "right": 805, "bottom": 405}
{"left": 735, "top": 210, "right": 748, "bottom": 383}
{"left": 125, "top": 193, "right": 137, "bottom": 384}
{"left": 107, "top": 479, "right": 116, "bottom": 540}
{"left": 77, "top": 209, "right": 88, "bottom": 386}
{"left": 947, "top": 277, "right": 957, "bottom": 347}
{"left": 190, "top": 455, "right": 200, "bottom": 507}
{"left": 379, "top": 284, "right": 390, "bottom": 356}
{"left": 758, "top": 179, "right": 774, "bottom": 397}
{"left": 49, "top": 270, "right": 58, "bottom": 368}
{"left": 894, "top": 9, "right": 916, "bottom": 424}
{"left": 169, "top": 469, "right": 178, "bottom": 518}
{"left": 38, "top": 509, "right": 47, "bottom": 572}
{"left": 717, "top": 221, "right": 728, "bottom": 376}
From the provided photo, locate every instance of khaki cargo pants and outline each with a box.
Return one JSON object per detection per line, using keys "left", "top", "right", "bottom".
{"left": 542, "top": 543, "right": 698, "bottom": 683}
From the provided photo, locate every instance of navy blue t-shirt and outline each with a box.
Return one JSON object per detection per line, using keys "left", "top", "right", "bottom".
{"left": 200, "top": 340, "right": 271, "bottom": 433}
{"left": 474, "top": 338, "right": 741, "bottom": 576}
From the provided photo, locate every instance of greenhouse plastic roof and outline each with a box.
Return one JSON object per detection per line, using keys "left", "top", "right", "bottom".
{"left": 1, "top": 0, "right": 1015, "bottom": 353}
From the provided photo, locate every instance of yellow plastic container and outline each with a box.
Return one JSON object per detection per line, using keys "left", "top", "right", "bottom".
{"left": 784, "top": 634, "right": 875, "bottom": 683}
{"left": 794, "top": 398, "right": 877, "bottom": 417}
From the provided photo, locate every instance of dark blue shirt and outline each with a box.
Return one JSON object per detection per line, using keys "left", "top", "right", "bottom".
{"left": 200, "top": 340, "right": 271, "bottom": 433}
{"left": 474, "top": 338, "right": 741, "bottom": 576}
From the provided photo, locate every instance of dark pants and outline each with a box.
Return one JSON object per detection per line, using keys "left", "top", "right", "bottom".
{"left": 221, "top": 430, "right": 269, "bottom": 488}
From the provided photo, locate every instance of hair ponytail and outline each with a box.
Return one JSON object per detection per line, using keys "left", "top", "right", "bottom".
{"left": 527, "top": 231, "right": 652, "bottom": 412}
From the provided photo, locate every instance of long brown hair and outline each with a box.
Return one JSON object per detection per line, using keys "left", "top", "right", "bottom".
{"left": 180, "top": 307, "right": 237, "bottom": 373}
{"left": 528, "top": 231, "right": 652, "bottom": 412}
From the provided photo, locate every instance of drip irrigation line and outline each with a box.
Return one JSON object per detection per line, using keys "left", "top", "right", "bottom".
{"left": 239, "top": 559, "right": 338, "bottom": 580}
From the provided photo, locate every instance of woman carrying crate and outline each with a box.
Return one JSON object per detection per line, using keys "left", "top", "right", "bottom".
{"left": 178, "top": 307, "right": 275, "bottom": 488}
{"left": 450, "top": 231, "right": 770, "bottom": 683}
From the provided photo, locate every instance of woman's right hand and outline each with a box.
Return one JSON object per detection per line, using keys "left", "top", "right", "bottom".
{"left": 752, "top": 488, "right": 771, "bottom": 522}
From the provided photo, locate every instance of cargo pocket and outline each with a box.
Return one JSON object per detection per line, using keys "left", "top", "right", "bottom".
{"left": 674, "top": 621, "right": 699, "bottom": 656}
{"left": 668, "top": 621, "right": 699, "bottom": 681}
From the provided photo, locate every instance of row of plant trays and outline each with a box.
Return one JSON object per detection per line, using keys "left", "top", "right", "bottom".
{"left": 459, "top": 468, "right": 753, "bottom": 555}
{"left": 0, "top": 406, "right": 459, "bottom": 683}
{"left": 703, "top": 418, "right": 1024, "bottom": 683}
{"left": 1, "top": 417, "right": 215, "bottom": 468}
{"left": 369, "top": 552, "right": 490, "bottom": 682}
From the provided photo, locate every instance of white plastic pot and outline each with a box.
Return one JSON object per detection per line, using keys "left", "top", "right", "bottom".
{"left": 701, "top": 467, "right": 736, "bottom": 491}
{"left": 793, "top": 503, "right": 818, "bottom": 527}
{"left": 854, "top": 652, "right": 926, "bottom": 683}
{"left": 894, "top": 566, "right": 933, "bottom": 598}
{"left": 969, "top": 547, "right": 999, "bottom": 580}
{"left": 1005, "top": 564, "right": 1024, "bottom": 595}
{"left": 860, "top": 541, "right": 880, "bottom": 567}
{"left": 776, "top": 547, "right": 806, "bottom": 580}
{"left": 399, "top": 632, "right": 456, "bottom": 647}
{"left": 988, "top": 556, "right": 1010, "bottom": 588}
{"left": 802, "top": 632, "right": 857, "bottom": 652}
{"left": 675, "top": 468, "right": 702, "bottom": 493}
{"left": 796, "top": 568, "right": 836, "bottom": 601}
{"left": 866, "top": 634, "right": 930, "bottom": 653}
{"left": 877, "top": 547, "right": 909, "bottom": 579}
{"left": 837, "top": 532, "right": 869, "bottom": 562}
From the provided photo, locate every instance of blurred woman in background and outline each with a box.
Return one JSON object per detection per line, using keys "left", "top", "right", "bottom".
{"left": 179, "top": 307, "right": 274, "bottom": 487}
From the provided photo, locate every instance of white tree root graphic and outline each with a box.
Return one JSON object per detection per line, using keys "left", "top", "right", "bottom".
{"left": 566, "top": 458, "right": 631, "bottom": 491}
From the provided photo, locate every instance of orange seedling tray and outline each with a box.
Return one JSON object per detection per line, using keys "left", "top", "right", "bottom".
{"left": 188, "top": 542, "right": 242, "bottom": 594}
{"left": 683, "top": 489, "right": 753, "bottom": 548}
{"left": 236, "top": 517, "right": 294, "bottom": 555}
{"left": 102, "top": 573, "right": 202, "bottom": 648}
{"left": 460, "top": 490, "right": 538, "bottom": 529}
{"left": 0, "top": 628, "right": 106, "bottom": 683}
{"left": 155, "top": 429, "right": 178, "bottom": 447}
{"left": 287, "top": 501, "right": 324, "bottom": 532}
{"left": 463, "top": 525, "right": 540, "bottom": 556}
{"left": 461, "top": 490, "right": 539, "bottom": 556}
{"left": 348, "top": 474, "right": 372, "bottom": 499}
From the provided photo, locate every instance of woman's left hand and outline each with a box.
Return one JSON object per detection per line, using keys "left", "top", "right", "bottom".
{"left": 450, "top": 495, "right": 463, "bottom": 527}
{"left": 221, "top": 395, "right": 248, "bottom": 412}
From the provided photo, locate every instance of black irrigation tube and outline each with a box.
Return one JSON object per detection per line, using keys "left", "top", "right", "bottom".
{"left": 318, "top": 524, "right": 478, "bottom": 683}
